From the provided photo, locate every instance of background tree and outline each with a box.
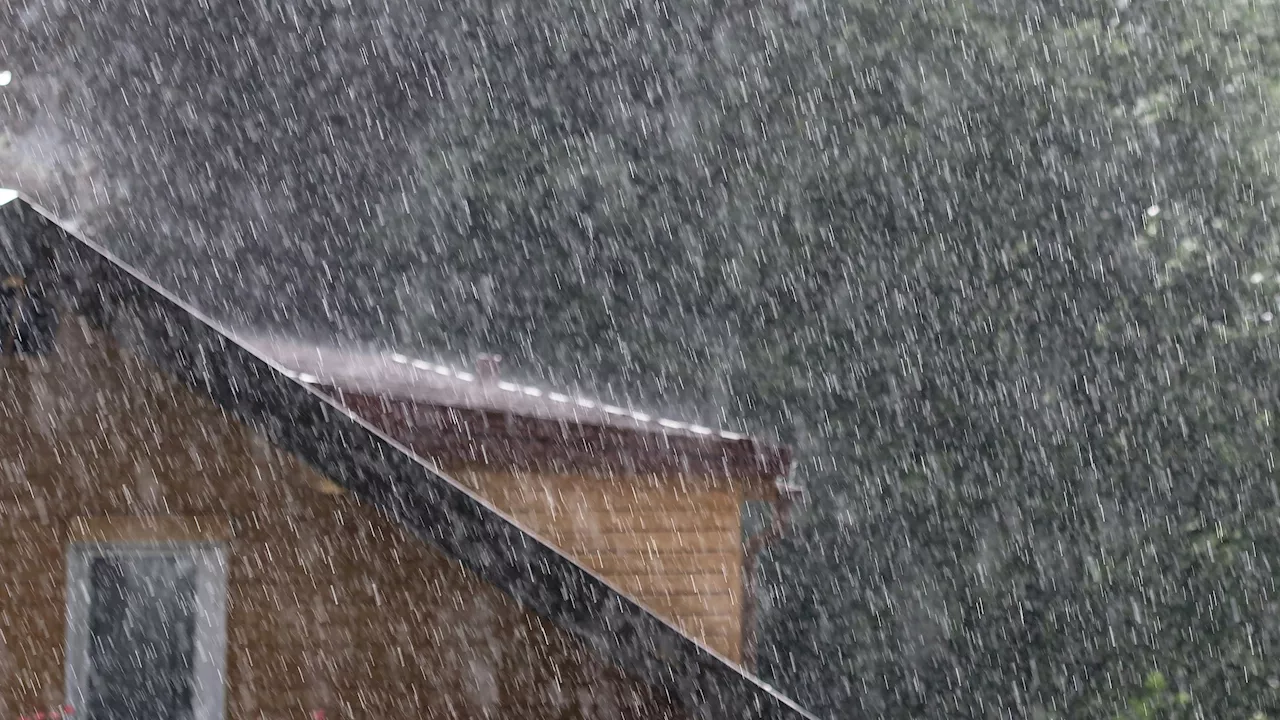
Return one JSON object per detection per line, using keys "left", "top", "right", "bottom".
{"left": 388, "top": 0, "right": 1280, "bottom": 717}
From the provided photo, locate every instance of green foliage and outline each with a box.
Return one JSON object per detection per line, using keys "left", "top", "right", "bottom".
{"left": 379, "top": 0, "right": 1280, "bottom": 717}
{"left": 1108, "top": 670, "right": 1197, "bottom": 719}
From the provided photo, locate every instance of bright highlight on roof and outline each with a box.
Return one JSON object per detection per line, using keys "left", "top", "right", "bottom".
{"left": 241, "top": 334, "right": 760, "bottom": 443}
{"left": 373, "top": 347, "right": 754, "bottom": 441}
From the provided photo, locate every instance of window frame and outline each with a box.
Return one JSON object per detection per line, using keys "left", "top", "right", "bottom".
{"left": 63, "top": 541, "right": 230, "bottom": 720}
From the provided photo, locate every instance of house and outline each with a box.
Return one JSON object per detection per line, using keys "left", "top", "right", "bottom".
{"left": 239, "top": 335, "right": 801, "bottom": 667}
{"left": 0, "top": 190, "right": 815, "bottom": 720}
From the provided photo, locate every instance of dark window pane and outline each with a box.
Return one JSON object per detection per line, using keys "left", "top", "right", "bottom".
{"left": 0, "top": 282, "right": 57, "bottom": 356}
{"left": 86, "top": 555, "right": 198, "bottom": 720}
{"left": 12, "top": 291, "right": 57, "bottom": 354}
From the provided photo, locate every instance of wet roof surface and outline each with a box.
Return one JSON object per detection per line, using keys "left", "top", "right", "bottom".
{"left": 241, "top": 332, "right": 758, "bottom": 443}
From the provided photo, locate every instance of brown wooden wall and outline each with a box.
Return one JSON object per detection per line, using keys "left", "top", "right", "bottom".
{"left": 442, "top": 467, "right": 745, "bottom": 662}
{"left": 0, "top": 318, "right": 688, "bottom": 720}
{"left": 326, "top": 388, "right": 782, "bottom": 665}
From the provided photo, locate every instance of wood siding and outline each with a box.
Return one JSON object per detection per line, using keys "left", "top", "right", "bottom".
{"left": 0, "top": 318, "right": 687, "bottom": 720}
{"left": 443, "top": 467, "right": 746, "bottom": 662}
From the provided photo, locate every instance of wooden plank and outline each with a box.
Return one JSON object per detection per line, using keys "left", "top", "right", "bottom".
{"left": 495, "top": 503, "right": 739, "bottom": 525}
{"left": 671, "top": 616, "right": 742, "bottom": 636}
{"left": 534, "top": 524, "right": 738, "bottom": 544}
{"left": 514, "top": 510, "right": 740, "bottom": 534}
{"left": 575, "top": 551, "right": 742, "bottom": 575}
{"left": 66, "top": 515, "right": 233, "bottom": 543}
{"left": 606, "top": 573, "right": 738, "bottom": 597}
{"left": 538, "top": 528, "right": 737, "bottom": 554}
{"left": 484, "top": 496, "right": 741, "bottom": 520}
{"left": 639, "top": 609, "right": 739, "bottom": 639}
{"left": 455, "top": 474, "right": 742, "bottom": 510}
{"left": 638, "top": 593, "right": 740, "bottom": 618}
{"left": 449, "top": 467, "right": 749, "bottom": 496}
{"left": 501, "top": 508, "right": 739, "bottom": 535}
{"left": 697, "top": 633, "right": 743, "bottom": 662}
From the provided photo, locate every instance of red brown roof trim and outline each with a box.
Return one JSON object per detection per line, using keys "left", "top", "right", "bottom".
{"left": 323, "top": 386, "right": 792, "bottom": 486}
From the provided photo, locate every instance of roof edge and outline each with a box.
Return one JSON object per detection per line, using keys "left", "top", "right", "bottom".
{"left": 327, "top": 386, "right": 793, "bottom": 484}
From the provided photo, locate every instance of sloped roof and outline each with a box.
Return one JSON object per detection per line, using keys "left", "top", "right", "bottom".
{"left": 242, "top": 333, "right": 752, "bottom": 441}
{"left": 0, "top": 191, "right": 816, "bottom": 720}
{"left": 240, "top": 333, "right": 793, "bottom": 480}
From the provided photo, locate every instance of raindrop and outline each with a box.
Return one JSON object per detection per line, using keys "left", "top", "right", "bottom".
{"left": 1250, "top": 272, "right": 1265, "bottom": 284}
{"left": 1146, "top": 204, "right": 1161, "bottom": 217}
{"left": 0, "top": 70, "right": 11, "bottom": 86}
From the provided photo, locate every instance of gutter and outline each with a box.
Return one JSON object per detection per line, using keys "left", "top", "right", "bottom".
{"left": 741, "top": 464, "right": 804, "bottom": 672}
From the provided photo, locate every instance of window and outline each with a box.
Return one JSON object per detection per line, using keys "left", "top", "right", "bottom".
{"left": 64, "top": 543, "right": 228, "bottom": 720}
{"left": 0, "top": 275, "right": 57, "bottom": 355}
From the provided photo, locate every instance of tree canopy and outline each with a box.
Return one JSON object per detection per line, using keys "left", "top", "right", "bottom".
{"left": 388, "top": 0, "right": 1280, "bottom": 717}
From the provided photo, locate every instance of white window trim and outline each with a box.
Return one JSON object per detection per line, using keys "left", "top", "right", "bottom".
{"left": 63, "top": 542, "right": 229, "bottom": 720}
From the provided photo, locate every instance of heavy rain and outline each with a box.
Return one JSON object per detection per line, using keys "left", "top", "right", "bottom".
{"left": 2, "top": 0, "right": 1279, "bottom": 718}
